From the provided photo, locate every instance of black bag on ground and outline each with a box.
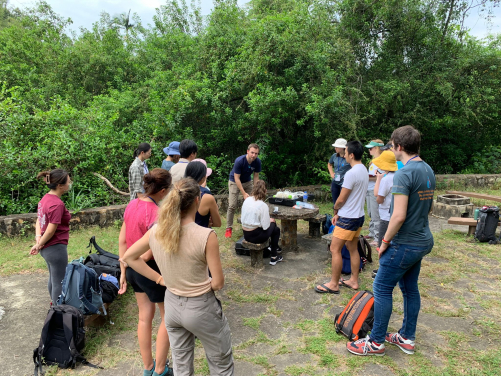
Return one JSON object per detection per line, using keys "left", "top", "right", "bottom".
{"left": 322, "top": 214, "right": 333, "bottom": 234}
{"left": 235, "top": 236, "right": 271, "bottom": 258}
{"left": 475, "top": 206, "right": 500, "bottom": 244}
{"left": 84, "top": 236, "right": 121, "bottom": 279}
{"left": 99, "top": 273, "right": 119, "bottom": 304}
{"left": 33, "top": 305, "right": 102, "bottom": 375}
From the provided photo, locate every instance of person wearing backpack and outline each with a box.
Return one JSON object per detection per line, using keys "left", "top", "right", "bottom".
{"left": 123, "top": 178, "right": 234, "bottom": 376}
{"left": 347, "top": 125, "right": 435, "bottom": 357}
{"left": 119, "top": 168, "right": 174, "bottom": 376}
{"left": 29, "top": 169, "right": 72, "bottom": 305}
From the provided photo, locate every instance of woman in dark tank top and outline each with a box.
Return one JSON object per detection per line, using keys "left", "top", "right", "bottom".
{"left": 184, "top": 160, "right": 221, "bottom": 228}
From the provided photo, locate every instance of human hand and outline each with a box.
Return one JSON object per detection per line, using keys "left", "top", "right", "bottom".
{"left": 118, "top": 274, "right": 127, "bottom": 294}
{"left": 378, "top": 241, "right": 389, "bottom": 258}
{"left": 243, "top": 192, "right": 250, "bottom": 200}
{"left": 29, "top": 244, "right": 41, "bottom": 255}
{"left": 376, "top": 171, "right": 384, "bottom": 180}
{"left": 119, "top": 258, "right": 128, "bottom": 268}
{"left": 330, "top": 173, "right": 335, "bottom": 179}
{"left": 331, "top": 215, "right": 339, "bottom": 226}
{"left": 270, "top": 218, "right": 276, "bottom": 223}
{"left": 158, "top": 277, "right": 166, "bottom": 286}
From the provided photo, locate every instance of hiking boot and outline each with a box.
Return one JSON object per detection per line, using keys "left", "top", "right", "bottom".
{"left": 225, "top": 228, "right": 232, "bottom": 238}
{"left": 385, "top": 332, "right": 415, "bottom": 354}
{"left": 269, "top": 255, "right": 283, "bottom": 265}
{"left": 346, "top": 336, "right": 385, "bottom": 356}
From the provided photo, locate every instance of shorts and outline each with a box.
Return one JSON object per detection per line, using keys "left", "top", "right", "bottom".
{"left": 333, "top": 216, "right": 365, "bottom": 241}
{"left": 126, "top": 259, "right": 166, "bottom": 303}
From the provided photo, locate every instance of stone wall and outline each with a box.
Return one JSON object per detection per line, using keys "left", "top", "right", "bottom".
{"left": 1, "top": 174, "right": 500, "bottom": 237}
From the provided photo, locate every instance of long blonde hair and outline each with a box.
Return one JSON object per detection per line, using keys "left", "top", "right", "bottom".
{"left": 155, "top": 178, "right": 200, "bottom": 253}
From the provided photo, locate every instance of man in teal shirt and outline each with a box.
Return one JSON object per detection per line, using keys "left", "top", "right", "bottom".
{"left": 347, "top": 125, "right": 435, "bottom": 357}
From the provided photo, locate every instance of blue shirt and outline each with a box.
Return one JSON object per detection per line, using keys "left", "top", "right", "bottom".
{"left": 229, "top": 155, "right": 262, "bottom": 183}
{"left": 328, "top": 153, "right": 351, "bottom": 185}
{"left": 390, "top": 160, "right": 435, "bottom": 244}
{"left": 161, "top": 160, "right": 176, "bottom": 171}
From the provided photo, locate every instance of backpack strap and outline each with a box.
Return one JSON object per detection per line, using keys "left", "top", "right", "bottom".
{"left": 62, "top": 311, "right": 80, "bottom": 367}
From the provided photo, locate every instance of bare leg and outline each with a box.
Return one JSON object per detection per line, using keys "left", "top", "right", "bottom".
{"left": 136, "top": 292, "right": 155, "bottom": 371}
{"left": 316, "top": 236, "right": 347, "bottom": 292}
{"left": 342, "top": 237, "right": 360, "bottom": 290}
{"left": 154, "top": 302, "right": 170, "bottom": 374}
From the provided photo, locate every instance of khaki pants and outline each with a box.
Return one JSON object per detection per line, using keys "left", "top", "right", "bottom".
{"left": 164, "top": 289, "right": 234, "bottom": 376}
{"left": 226, "top": 180, "right": 253, "bottom": 228}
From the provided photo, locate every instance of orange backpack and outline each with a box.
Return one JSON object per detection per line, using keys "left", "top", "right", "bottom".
{"left": 334, "top": 291, "right": 374, "bottom": 341}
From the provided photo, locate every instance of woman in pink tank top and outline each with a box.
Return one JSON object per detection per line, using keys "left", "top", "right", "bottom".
{"left": 118, "top": 168, "right": 174, "bottom": 376}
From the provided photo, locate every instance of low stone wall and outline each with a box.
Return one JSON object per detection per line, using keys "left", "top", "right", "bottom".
{"left": 2, "top": 175, "right": 500, "bottom": 237}
{"left": 0, "top": 205, "right": 126, "bottom": 237}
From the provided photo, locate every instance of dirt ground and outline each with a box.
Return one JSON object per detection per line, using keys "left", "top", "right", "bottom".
{"left": 1, "top": 216, "right": 500, "bottom": 376}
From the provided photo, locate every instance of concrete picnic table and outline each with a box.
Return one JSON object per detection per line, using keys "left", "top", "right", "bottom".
{"left": 267, "top": 202, "right": 319, "bottom": 252}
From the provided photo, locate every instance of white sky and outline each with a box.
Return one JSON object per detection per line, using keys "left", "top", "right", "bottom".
{"left": 7, "top": 0, "right": 501, "bottom": 39}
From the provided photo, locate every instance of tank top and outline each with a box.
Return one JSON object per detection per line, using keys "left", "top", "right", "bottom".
{"left": 149, "top": 222, "right": 214, "bottom": 297}
{"left": 195, "top": 186, "right": 212, "bottom": 228}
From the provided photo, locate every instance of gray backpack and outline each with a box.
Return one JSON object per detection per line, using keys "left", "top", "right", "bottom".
{"left": 57, "top": 261, "right": 106, "bottom": 316}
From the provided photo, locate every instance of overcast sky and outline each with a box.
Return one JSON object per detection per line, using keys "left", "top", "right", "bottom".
{"left": 7, "top": 0, "right": 501, "bottom": 39}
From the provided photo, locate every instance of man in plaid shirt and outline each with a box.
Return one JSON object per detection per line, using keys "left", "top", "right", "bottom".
{"left": 129, "top": 143, "right": 152, "bottom": 200}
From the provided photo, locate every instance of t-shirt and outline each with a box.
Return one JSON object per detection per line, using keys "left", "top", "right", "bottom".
{"left": 229, "top": 155, "right": 262, "bottom": 183}
{"left": 338, "top": 164, "right": 369, "bottom": 218}
{"left": 170, "top": 158, "right": 190, "bottom": 183}
{"left": 391, "top": 161, "right": 435, "bottom": 244}
{"left": 377, "top": 172, "right": 395, "bottom": 221}
{"left": 241, "top": 197, "right": 270, "bottom": 230}
{"left": 124, "top": 199, "right": 158, "bottom": 248}
{"left": 195, "top": 186, "right": 212, "bottom": 228}
{"left": 329, "top": 153, "right": 351, "bottom": 185}
{"left": 367, "top": 162, "right": 383, "bottom": 191}
{"left": 161, "top": 160, "right": 176, "bottom": 171}
{"left": 37, "top": 194, "right": 71, "bottom": 249}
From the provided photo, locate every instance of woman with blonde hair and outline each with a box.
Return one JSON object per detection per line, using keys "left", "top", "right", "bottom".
{"left": 123, "top": 178, "right": 234, "bottom": 376}
{"left": 241, "top": 180, "right": 282, "bottom": 265}
{"left": 365, "top": 139, "right": 385, "bottom": 246}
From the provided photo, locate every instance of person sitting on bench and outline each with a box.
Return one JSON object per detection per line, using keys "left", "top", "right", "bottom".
{"left": 241, "top": 180, "right": 283, "bottom": 265}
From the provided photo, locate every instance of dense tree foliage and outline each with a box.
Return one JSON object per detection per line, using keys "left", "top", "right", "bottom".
{"left": 0, "top": 0, "right": 500, "bottom": 215}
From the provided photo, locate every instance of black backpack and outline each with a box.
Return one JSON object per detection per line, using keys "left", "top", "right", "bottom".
{"left": 84, "top": 236, "right": 121, "bottom": 279}
{"left": 33, "top": 305, "right": 101, "bottom": 375}
{"left": 475, "top": 206, "right": 500, "bottom": 244}
{"left": 322, "top": 214, "right": 333, "bottom": 234}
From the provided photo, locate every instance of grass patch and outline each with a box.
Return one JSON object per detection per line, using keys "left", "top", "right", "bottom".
{"left": 243, "top": 315, "right": 265, "bottom": 330}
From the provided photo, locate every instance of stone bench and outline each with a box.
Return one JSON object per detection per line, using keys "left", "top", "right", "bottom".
{"left": 242, "top": 239, "right": 270, "bottom": 268}
{"left": 304, "top": 214, "right": 327, "bottom": 238}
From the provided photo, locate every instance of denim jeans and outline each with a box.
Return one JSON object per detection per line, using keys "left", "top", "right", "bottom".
{"left": 370, "top": 240, "right": 434, "bottom": 343}
{"left": 331, "top": 180, "right": 342, "bottom": 204}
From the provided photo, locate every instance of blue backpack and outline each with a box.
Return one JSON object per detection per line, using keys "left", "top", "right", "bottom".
{"left": 341, "top": 236, "right": 372, "bottom": 274}
{"left": 57, "top": 261, "right": 106, "bottom": 316}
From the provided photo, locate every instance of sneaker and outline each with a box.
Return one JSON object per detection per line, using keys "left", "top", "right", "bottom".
{"left": 385, "top": 332, "right": 415, "bottom": 354}
{"left": 225, "top": 228, "right": 232, "bottom": 238}
{"left": 269, "top": 255, "right": 283, "bottom": 265}
{"left": 346, "top": 336, "right": 385, "bottom": 356}
{"left": 153, "top": 367, "right": 174, "bottom": 376}
{"left": 372, "top": 269, "right": 378, "bottom": 279}
{"left": 143, "top": 360, "right": 156, "bottom": 376}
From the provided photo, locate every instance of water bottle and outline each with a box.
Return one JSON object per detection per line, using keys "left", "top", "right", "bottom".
{"left": 303, "top": 191, "right": 308, "bottom": 202}
{"left": 474, "top": 208, "right": 479, "bottom": 220}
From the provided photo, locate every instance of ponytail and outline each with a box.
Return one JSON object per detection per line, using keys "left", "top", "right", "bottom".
{"left": 155, "top": 178, "right": 200, "bottom": 254}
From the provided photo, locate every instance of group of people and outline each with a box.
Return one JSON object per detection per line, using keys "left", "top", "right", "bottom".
{"left": 30, "top": 124, "right": 436, "bottom": 375}
{"left": 319, "top": 125, "right": 436, "bottom": 357}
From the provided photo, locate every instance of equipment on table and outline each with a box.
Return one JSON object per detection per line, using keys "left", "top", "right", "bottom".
{"left": 269, "top": 190, "right": 305, "bottom": 207}
{"left": 334, "top": 291, "right": 374, "bottom": 341}
{"left": 475, "top": 206, "right": 500, "bottom": 244}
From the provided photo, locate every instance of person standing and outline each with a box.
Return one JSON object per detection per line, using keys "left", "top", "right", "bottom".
{"left": 169, "top": 139, "right": 198, "bottom": 183}
{"left": 315, "top": 141, "right": 368, "bottom": 293}
{"left": 129, "top": 142, "right": 152, "bottom": 200}
{"left": 123, "top": 178, "right": 234, "bottom": 375}
{"left": 225, "top": 143, "right": 261, "bottom": 239}
{"left": 241, "top": 180, "right": 283, "bottom": 265}
{"left": 29, "top": 170, "right": 72, "bottom": 305}
{"left": 328, "top": 139, "right": 351, "bottom": 207}
{"left": 365, "top": 140, "right": 384, "bottom": 246}
{"left": 347, "top": 125, "right": 436, "bottom": 357}
{"left": 161, "top": 141, "right": 180, "bottom": 171}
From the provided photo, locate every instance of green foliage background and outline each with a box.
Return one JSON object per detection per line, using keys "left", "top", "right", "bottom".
{"left": 1, "top": 0, "right": 500, "bottom": 215}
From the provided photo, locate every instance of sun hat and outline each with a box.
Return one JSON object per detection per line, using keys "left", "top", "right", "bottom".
{"left": 372, "top": 150, "right": 398, "bottom": 172}
{"left": 365, "top": 141, "right": 385, "bottom": 148}
{"left": 192, "top": 158, "right": 212, "bottom": 177}
{"left": 332, "top": 138, "right": 347, "bottom": 148}
{"left": 163, "top": 141, "right": 180, "bottom": 156}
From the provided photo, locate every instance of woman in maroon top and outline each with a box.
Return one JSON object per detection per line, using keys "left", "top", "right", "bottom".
{"left": 118, "top": 169, "right": 173, "bottom": 376}
{"left": 29, "top": 169, "right": 72, "bottom": 304}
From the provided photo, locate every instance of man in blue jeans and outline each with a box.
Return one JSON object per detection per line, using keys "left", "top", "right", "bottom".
{"left": 347, "top": 125, "right": 435, "bottom": 357}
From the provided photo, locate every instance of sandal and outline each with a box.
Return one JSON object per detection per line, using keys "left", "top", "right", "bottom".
{"left": 314, "top": 283, "right": 340, "bottom": 294}
{"left": 339, "top": 278, "right": 358, "bottom": 290}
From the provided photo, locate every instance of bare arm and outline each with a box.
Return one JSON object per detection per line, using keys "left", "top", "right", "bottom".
{"left": 378, "top": 194, "right": 408, "bottom": 255}
{"left": 253, "top": 172, "right": 259, "bottom": 182}
{"left": 206, "top": 232, "right": 224, "bottom": 291}
{"left": 374, "top": 172, "right": 384, "bottom": 197}
{"left": 118, "top": 222, "right": 128, "bottom": 294}
{"left": 233, "top": 173, "right": 249, "bottom": 199}
{"left": 376, "top": 195, "right": 385, "bottom": 204}
{"left": 332, "top": 188, "right": 352, "bottom": 226}
{"left": 327, "top": 163, "right": 334, "bottom": 178}
{"left": 30, "top": 223, "right": 58, "bottom": 255}
{"left": 35, "top": 219, "right": 41, "bottom": 245}
{"left": 198, "top": 195, "right": 222, "bottom": 227}
{"left": 122, "top": 230, "right": 164, "bottom": 285}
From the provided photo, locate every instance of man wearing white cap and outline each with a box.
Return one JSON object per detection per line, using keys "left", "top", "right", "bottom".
{"left": 328, "top": 139, "right": 351, "bottom": 206}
